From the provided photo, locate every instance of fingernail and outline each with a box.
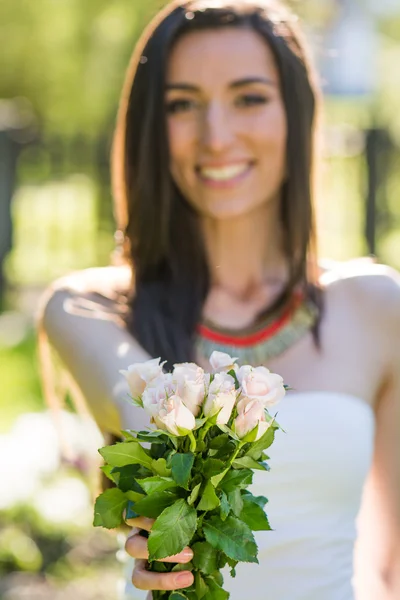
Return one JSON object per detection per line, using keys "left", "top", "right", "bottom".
{"left": 180, "top": 550, "right": 193, "bottom": 560}
{"left": 175, "top": 572, "right": 193, "bottom": 587}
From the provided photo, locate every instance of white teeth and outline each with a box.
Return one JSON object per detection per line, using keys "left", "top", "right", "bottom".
{"left": 200, "top": 164, "right": 249, "bottom": 181}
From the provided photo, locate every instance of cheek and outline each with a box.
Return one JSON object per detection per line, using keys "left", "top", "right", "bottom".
{"left": 251, "top": 105, "right": 287, "bottom": 162}
{"left": 167, "top": 119, "right": 196, "bottom": 177}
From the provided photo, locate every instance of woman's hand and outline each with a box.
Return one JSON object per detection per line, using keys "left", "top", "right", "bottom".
{"left": 125, "top": 516, "right": 194, "bottom": 597}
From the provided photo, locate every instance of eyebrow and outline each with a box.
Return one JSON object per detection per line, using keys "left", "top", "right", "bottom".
{"left": 165, "top": 77, "right": 276, "bottom": 91}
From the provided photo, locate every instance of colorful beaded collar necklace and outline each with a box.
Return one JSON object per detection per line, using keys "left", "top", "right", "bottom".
{"left": 195, "top": 292, "right": 319, "bottom": 366}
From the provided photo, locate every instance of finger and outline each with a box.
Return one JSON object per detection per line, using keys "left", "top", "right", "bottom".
{"left": 132, "top": 559, "right": 194, "bottom": 591}
{"left": 125, "top": 515, "right": 155, "bottom": 531}
{"left": 125, "top": 535, "right": 193, "bottom": 563}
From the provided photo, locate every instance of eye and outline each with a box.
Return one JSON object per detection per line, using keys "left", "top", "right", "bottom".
{"left": 236, "top": 94, "right": 270, "bottom": 108}
{"left": 165, "top": 98, "right": 197, "bottom": 114}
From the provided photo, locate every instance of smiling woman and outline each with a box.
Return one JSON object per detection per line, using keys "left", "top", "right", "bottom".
{"left": 39, "top": 1, "right": 400, "bottom": 599}
{"left": 164, "top": 27, "right": 287, "bottom": 220}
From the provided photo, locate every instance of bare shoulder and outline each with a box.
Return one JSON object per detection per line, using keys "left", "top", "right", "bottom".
{"left": 37, "top": 264, "right": 133, "bottom": 339}
{"left": 319, "top": 257, "right": 400, "bottom": 329}
{"left": 47, "top": 263, "right": 132, "bottom": 298}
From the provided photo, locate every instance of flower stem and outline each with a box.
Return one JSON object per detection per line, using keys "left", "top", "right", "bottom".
{"left": 229, "top": 441, "right": 245, "bottom": 466}
{"left": 189, "top": 431, "right": 197, "bottom": 453}
{"left": 198, "top": 421, "right": 212, "bottom": 443}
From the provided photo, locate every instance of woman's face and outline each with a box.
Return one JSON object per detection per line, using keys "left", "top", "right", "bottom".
{"left": 165, "top": 26, "right": 287, "bottom": 220}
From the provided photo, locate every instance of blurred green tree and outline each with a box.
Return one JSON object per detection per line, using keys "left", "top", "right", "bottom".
{"left": 0, "top": 0, "right": 162, "bottom": 135}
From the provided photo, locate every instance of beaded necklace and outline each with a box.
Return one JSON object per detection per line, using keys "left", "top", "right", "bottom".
{"left": 195, "top": 292, "right": 319, "bottom": 366}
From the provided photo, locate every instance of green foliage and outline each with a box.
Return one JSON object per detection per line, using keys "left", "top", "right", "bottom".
{"left": 131, "top": 491, "right": 179, "bottom": 519}
{"left": 192, "top": 541, "right": 218, "bottom": 575}
{"left": 171, "top": 452, "right": 195, "bottom": 490}
{"left": 218, "top": 468, "right": 253, "bottom": 493}
{"left": 93, "top": 488, "right": 127, "bottom": 529}
{"left": 148, "top": 499, "right": 197, "bottom": 561}
{"left": 197, "top": 480, "right": 220, "bottom": 512}
{"left": 139, "top": 476, "right": 178, "bottom": 495}
{"left": 99, "top": 441, "right": 152, "bottom": 469}
{"left": 240, "top": 495, "right": 272, "bottom": 531}
{"left": 203, "top": 515, "right": 258, "bottom": 563}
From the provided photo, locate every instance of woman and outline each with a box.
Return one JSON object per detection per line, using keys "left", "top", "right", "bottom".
{"left": 39, "top": 0, "right": 400, "bottom": 598}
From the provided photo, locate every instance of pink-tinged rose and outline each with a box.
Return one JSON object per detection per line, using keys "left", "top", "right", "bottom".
{"left": 141, "top": 383, "right": 168, "bottom": 418}
{"left": 172, "top": 363, "right": 205, "bottom": 416}
{"left": 234, "top": 397, "right": 270, "bottom": 441}
{"left": 203, "top": 372, "right": 236, "bottom": 424}
{"left": 120, "top": 358, "right": 165, "bottom": 397}
{"left": 238, "top": 365, "right": 285, "bottom": 408}
{"left": 209, "top": 351, "right": 238, "bottom": 373}
{"left": 154, "top": 395, "right": 196, "bottom": 436}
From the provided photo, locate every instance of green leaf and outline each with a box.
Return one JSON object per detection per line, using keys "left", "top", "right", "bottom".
{"left": 99, "top": 442, "right": 152, "bottom": 469}
{"left": 227, "top": 488, "right": 243, "bottom": 517}
{"left": 152, "top": 458, "right": 172, "bottom": 477}
{"left": 246, "top": 423, "right": 278, "bottom": 460}
{"left": 197, "top": 480, "right": 220, "bottom": 511}
{"left": 233, "top": 456, "right": 269, "bottom": 470}
{"left": 125, "top": 490, "right": 145, "bottom": 503}
{"left": 240, "top": 495, "right": 272, "bottom": 531}
{"left": 209, "top": 434, "right": 230, "bottom": 449}
{"left": 148, "top": 499, "right": 197, "bottom": 560}
{"left": 139, "top": 476, "right": 177, "bottom": 495}
{"left": 132, "top": 491, "right": 179, "bottom": 519}
{"left": 219, "top": 491, "right": 230, "bottom": 521}
{"left": 192, "top": 541, "right": 218, "bottom": 574}
{"left": 170, "top": 593, "right": 189, "bottom": 600}
{"left": 203, "top": 515, "right": 258, "bottom": 563}
{"left": 195, "top": 571, "right": 209, "bottom": 600}
{"left": 202, "top": 458, "right": 227, "bottom": 479}
{"left": 203, "top": 576, "right": 230, "bottom": 600}
{"left": 194, "top": 417, "right": 208, "bottom": 430}
{"left": 227, "top": 369, "right": 240, "bottom": 389}
{"left": 151, "top": 561, "right": 168, "bottom": 573}
{"left": 100, "top": 464, "right": 117, "bottom": 483}
{"left": 210, "top": 468, "right": 229, "bottom": 488}
{"left": 111, "top": 465, "right": 144, "bottom": 492}
{"left": 171, "top": 561, "right": 193, "bottom": 572}
{"left": 136, "top": 430, "right": 169, "bottom": 444}
{"left": 187, "top": 482, "right": 201, "bottom": 506}
{"left": 242, "top": 492, "right": 268, "bottom": 509}
{"left": 212, "top": 440, "right": 237, "bottom": 462}
{"left": 93, "top": 488, "right": 127, "bottom": 529}
{"left": 217, "top": 424, "right": 241, "bottom": 441}
{"left": 218, "top": 469, "right": 253, "bottom": 492}
{"left": 226, "top": 556, "right": 238, "bottom": 578}
{"left": 171, "top": 453, "right": 195, "bottom": 490}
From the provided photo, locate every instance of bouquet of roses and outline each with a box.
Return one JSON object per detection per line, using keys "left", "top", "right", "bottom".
{"left": 94, "top": 351, "right": 286, "bottom": 600}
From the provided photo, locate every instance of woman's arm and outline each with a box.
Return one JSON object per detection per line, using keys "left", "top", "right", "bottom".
{"left": 354, "top": 270, "right": 400, "bottom": 599}
{"left": 39, "top": 273, "right": 153, "bottom": 435}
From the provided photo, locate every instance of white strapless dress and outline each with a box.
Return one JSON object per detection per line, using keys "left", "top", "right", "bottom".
{"left": 120, "top": 391, "right": 375, "bottom": 600}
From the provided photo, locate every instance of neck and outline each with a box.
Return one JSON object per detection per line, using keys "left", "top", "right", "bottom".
{"left": 202, "top": 199, "right": 288, "bottom": 303}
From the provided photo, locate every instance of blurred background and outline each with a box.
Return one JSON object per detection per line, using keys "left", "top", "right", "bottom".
{"left": 1, "top": 0, "right": 400, "bottom": 598}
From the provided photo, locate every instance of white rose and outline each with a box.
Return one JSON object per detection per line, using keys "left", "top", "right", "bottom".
{"left": 238, "top": 365, "right": 285, "bottom": 408}
{"left": 120, "top": 358, "right": 165, "bottom": 397}
{"left": 209, "top": 351, "right": 238, "bottom": 373}
{"left": 203, "top": 372, "right": 237, "bottom": 425}
{"left": 141, "top": 383, "right": 168, "bottom": 418}
{"left": 154, "top": 395, "right": 196, "bottom": 436}
{"left": 172, "top": 363, "right": 206, "bottom": 416}
{"left": 234, "top": 397, "right": 270, "bottom": 441}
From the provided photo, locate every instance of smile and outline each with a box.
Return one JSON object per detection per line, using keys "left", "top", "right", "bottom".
{"left": 197, "top": 162, "right": 253, "bottom": 187}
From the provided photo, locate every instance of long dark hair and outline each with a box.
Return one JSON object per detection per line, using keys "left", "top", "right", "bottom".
{"left": 112, "top": 0, "right": 322, "bottom": 367}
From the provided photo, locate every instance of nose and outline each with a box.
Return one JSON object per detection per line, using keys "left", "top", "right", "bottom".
{"left": 201, "top": 101, "right": 235, "bottom": 153}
